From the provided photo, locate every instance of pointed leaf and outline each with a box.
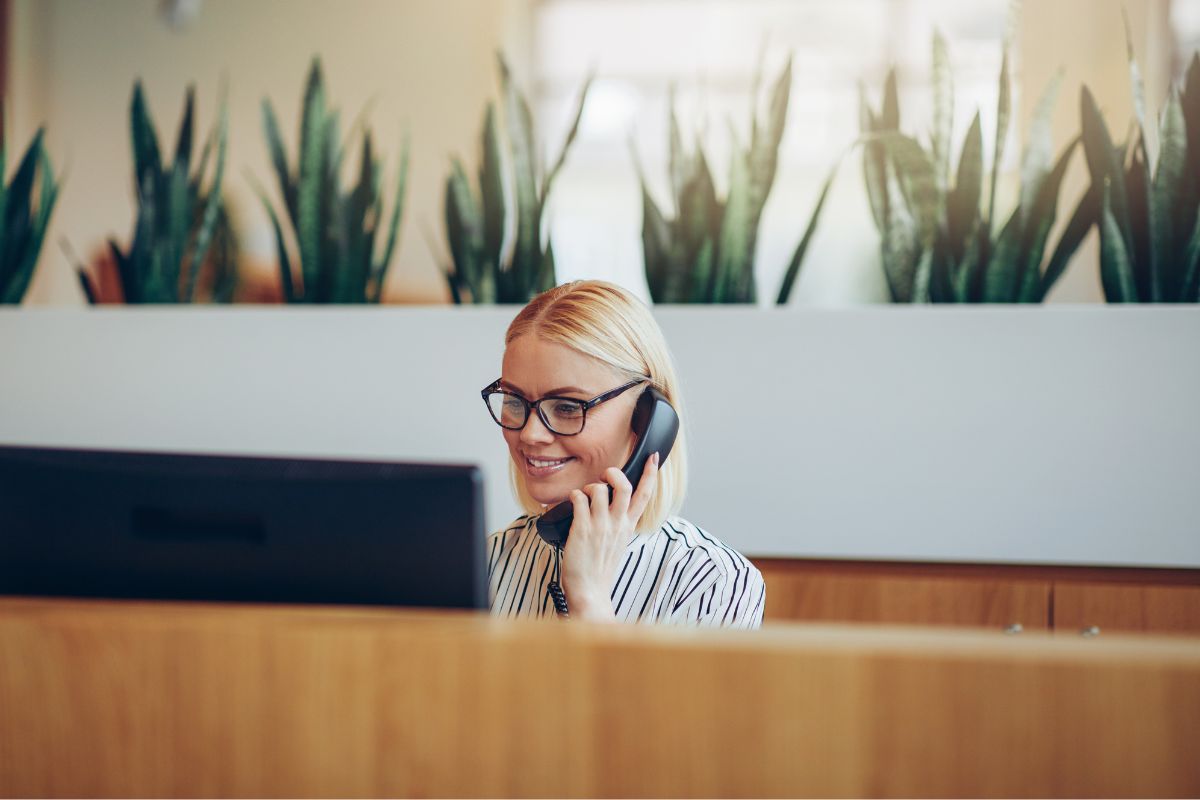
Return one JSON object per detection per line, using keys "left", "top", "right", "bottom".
{"left": 261, "top": 99, "right": 295, "bottom": 219}
{"left": 931, "top": 30, "right": 954, "bottom": 191}
{"left": 1100, "top": 183, "right": 1139, "bottom": 302}
{"left": 1019, "top": 70, "right": 1064, "bottom": 225}
{"left": 1153, "top": 92, "right": 1187, "bottom": 299}
{"left": 480, "top": 103, "right": 506, "bottom": 270}
{"left": 541, "top": 70, "right": 592, "bottom": 197}
{"left": 777, "top": 160, "right": 838, "bottom": 304}
{"left": 373, "top": 132, "right": 409, "bottom": 297}
{"left": 498, "top": 54, "right": 540, "bottom": 293}
{"left": 184, "top": 102, "right": 228, "bottom": 302}
{"left": 988, "top": 48, "right": 1011, "bottom": 231}
{"left": 174, "top": 85, "right": 195, "bottom": 175}
{"left": 947, "top": 112, "right": 983, "bottom": 263}
{"left": 130, "top": 82, "right": 162, "bottom": 191}
{"left": 1040, "top": 182, "right": 1099, "bottom": 299}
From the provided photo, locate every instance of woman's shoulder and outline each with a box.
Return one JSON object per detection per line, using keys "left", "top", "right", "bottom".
{"left": 653, "top": 516, "right": 763, "bottom": 580}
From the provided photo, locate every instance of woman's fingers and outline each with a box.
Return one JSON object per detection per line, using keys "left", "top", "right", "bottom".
{"left": 629, "top": 451, "right": 660, "bottom": 521}
{"left": 582, "top": 481, "right": 609, "bottom": 519}
{"left": 569, "top": 488, "right": 590, "bottom": 522}
{"left": 606, "top": 467, "right": 633, "bottom": 516}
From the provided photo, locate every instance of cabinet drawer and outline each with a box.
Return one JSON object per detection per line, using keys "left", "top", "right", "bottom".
{"left": 759, "top": 562, "right": 1050, "bottom": 630}
{"left": 1053, "top": 582, "right": 1200, "bottom": 634}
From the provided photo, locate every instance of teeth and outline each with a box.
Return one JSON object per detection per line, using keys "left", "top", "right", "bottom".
{"left": 528, "top": 456, "right": 570, "bottom": 468}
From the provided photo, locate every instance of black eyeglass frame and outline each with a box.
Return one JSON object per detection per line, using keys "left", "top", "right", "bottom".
{"left": 480, "top": 378, "right": 647, "bottom": 436}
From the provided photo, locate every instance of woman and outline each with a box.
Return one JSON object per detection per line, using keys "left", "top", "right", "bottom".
{"left": 483, "top": 280, "right": 764, "bottom": 627}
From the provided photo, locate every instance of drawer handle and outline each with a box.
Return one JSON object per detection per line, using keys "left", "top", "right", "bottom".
{"left": 1080, "top": 626, "right": 1101, "bottom": 638}
{"left": 1003, "top": 623, "right": 1024, "bottom": 634}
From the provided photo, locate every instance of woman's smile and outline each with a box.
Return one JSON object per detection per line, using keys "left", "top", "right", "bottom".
{"left": 523, "top": 453, "right": 576, "bottom": 477}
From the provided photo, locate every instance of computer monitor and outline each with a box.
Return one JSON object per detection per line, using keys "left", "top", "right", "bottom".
{"left": 0, "top": 445, "right": 487, "bottom": 610}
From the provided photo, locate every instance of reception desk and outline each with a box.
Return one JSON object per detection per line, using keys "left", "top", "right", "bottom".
{"left": 0, "top": 597, "right": 1197, "bottom": 798}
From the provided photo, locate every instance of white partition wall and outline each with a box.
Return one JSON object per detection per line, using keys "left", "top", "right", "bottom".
{"left": 1, "top": 307, "right": 1198, "bottom": 567}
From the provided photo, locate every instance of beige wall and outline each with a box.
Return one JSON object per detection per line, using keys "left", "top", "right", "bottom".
{"left": 9, "top": 0, "right": 534, "bottom": 305}
{"left": 5, "top": 0, "right": 1181, "bottom": 305}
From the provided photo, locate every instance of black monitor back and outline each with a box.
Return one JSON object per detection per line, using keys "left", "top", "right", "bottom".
{"left": 0, "top": 445, "right": 486, "bottom": 609}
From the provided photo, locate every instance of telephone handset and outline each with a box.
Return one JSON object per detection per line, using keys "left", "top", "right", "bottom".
{"left": 536, "top": 386, "right": 679, "bottom": 549}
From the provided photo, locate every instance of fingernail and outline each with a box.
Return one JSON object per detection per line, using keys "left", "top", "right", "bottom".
{"left": 653, "top": 452, "right": 660, "bottom": 465}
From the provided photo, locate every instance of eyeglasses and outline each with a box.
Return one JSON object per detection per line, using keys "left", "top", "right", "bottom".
{"left": 481, "top": 378, "right": 646, "bottom": 436}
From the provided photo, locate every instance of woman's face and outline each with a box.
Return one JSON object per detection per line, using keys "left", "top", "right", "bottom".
{"left": 500, "top": 334, "right": 640, "bottom": 507}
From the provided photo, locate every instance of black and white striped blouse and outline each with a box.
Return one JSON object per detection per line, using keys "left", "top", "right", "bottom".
{"left": 487, "top": 514, "right": 765, "bottom": 627}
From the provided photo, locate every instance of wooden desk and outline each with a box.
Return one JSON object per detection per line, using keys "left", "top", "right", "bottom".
{"left": 0, "top": 597, "right": 1197, "bottom": 798}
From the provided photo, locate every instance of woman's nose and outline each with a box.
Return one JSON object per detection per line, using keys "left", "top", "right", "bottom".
{"left": 519, "top": 411, "right": 555, "bottom": 444}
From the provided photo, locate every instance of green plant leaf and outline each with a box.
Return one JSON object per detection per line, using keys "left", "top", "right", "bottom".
{"left": 1126, "top": 140, "right": 1153, "bottom": 301}
{"left": 747, "top": 56, "right": 791, "bottom": 220}
{"left": 1016, "top": 138, "right": 1078, "bottom": 302}
{"left": 981, "top": 210, "right": 1022, "bottom": 302}
{"left": 1080, "top": 87, "right": 1134, "bottom": 258}
{"left": 860, "top": 96, "right": 888, "bottom": 232}
{"left": 261, "top": 99, "right": 295, "bottom": 219}
{"left": 1100, "top": 183, "right": 1139, "bottom": 302}
{"left": 988, "top": 48, "right": 1011, "bottom": 232}
{"left": 1153, "top": 91, "right": 1187, "bottom": 300}
{"left": 498, "top": 53, "right": 540, "bottom": 297}
{"left": 480, "top": 103, "right": 505, "bottom": 272}
{"left": 881, "top": 158, "right": 921, "bottom": 302}
{"left": 174, "top": 86, "right": 195, "bottom": 176}
{"left": 641, "top": 179, "right": 671, "bottom": 302}
{"left": 446, "top": 156, "right": 484, "bottom": 300}
{"left": 184, "top": 103, "right": 228, "bottom": 302}
{"left": 251, "top": 176, "right": 295, "bottom": 303}
{"left": 1179, "top": 204, "right": 1200, "bottom": 302}
{"left": 296, "top": 60, "right": 328, "bottom": 302}
{"left": 3, "top": 144, "right": 58, "bottom": 305}
{"left": 947, "top": 112, "right": 983, "bottom": 264}
{"left": 714, "top": 144, "right": 753, "bottom": 303}
{"left": 931, "top": 29, "right": 954, "bottom": 191}
{"left": 881, "top": 69, "right": 899, "bottom": 130}
{"left": 1019, "top": 70, "right": 1064, "bottom": 226}
{"left": 541, "top": 70, "right": 592, "bottom": 197}
{"left": 373, "top": 132, "right": 409, "bottom": 301}
{"left": 1040, "top": 182, "right": 1098, "bottom": 300}
{"left": 689, "top": 238, "right": 714, "bottom": 303}
{"left": 777, "top": 160, "right": 838, "bottom": 304}
{"left": 880, "top": 132, "right": 938, "bottom": 245}
{"left": 130, "top": 82, "right": 162, "bottom": 194}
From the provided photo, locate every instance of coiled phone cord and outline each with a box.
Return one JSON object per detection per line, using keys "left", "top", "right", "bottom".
{"left": 548, "top": 547, "right": 569, "bottom": 618}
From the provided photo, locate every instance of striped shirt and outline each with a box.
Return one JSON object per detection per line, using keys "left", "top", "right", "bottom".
{"left": 487, "top": 514, "right": 765, "bottom": 628}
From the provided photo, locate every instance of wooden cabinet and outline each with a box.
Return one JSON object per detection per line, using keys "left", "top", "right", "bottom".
{"left": 756, "top": 558, "right": 1200, "bottom": 634}
{"left": 1054, "top": 581, "right": 1200, "bottom": 634}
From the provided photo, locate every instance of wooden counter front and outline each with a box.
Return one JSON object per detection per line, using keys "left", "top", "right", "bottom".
{"left": 0, "top": 597, "right": 1197, "bottom": 798}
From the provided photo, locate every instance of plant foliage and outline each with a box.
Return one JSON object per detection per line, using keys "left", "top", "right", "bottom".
{"left": 861, "top": 33, "right": 1088, "bottom": 303}
{"left": 0, "top": 128, "right": 59, "bottom": 304}
{"left": 79, "top": 83, "right": 230, "bottom": 304}
{"left": 1080, "top": 29, "right": 1200, "bottom": 303}
{"left": 258, "top": 58, "right": 409, "bottom": 304}
{"left": 441, "top": 54, "right": 590, "bottom": 304}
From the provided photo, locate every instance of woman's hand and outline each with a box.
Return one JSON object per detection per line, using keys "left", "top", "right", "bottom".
{"left": 560, "top": 453, "right": 660, "bottom": 622}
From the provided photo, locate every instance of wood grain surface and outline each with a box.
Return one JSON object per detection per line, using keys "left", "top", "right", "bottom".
{"left": 1, "top": 597, "right": 1198, "bottom": 798}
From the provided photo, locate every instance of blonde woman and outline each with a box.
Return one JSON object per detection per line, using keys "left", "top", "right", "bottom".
{"left": 482, "top": 281, "right": 764, "bottom": 627}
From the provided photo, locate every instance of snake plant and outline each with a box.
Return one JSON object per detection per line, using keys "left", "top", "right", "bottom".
{"left": 0, "top": 128, "right": 59, "bottom": 304}
{"left": 257, "top": 58, "right": 409, "bottom": 304}
{"left": 861, "top": 33, "right": 1088, "bottom": 303}
{"left": 441, "top": 55, "right": 589, "bottom": 304}
{"left": 78, "top": 83, "right": 229, "bottom": 304}
{"left": 639, "top": 59, "right": 801, "bottom": 303}
{"left": 1080, "top": 29, "right": 1200, "bottom": 303}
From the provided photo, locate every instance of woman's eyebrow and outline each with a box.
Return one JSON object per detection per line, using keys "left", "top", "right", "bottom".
{"left": 500, "top": 380, "right": 589, "bottom": 397}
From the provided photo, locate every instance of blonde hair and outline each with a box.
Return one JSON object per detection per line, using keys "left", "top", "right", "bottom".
{"left": 504, "top": 280, "right": 688, "bottom": 533}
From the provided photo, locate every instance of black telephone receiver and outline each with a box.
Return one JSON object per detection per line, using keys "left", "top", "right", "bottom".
{"left": 536, "top": 386, "right": 679, "bottom": 549}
